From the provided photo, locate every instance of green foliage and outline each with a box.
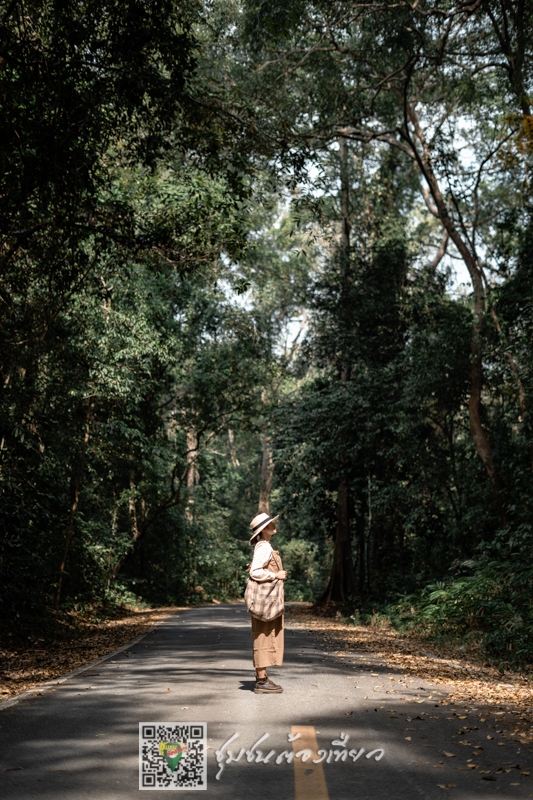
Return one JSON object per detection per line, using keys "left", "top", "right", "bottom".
{"left": 2, "top": 0, "right": 533, "bottom": 673}
{"left": 278, "top": 538, "right": 323, "bottom": 602}
{"left": 388, "top": 553, "right": 533, "bottom": 666}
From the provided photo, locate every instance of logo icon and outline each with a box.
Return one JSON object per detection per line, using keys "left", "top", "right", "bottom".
{"left": 159, "top": 741, "right": 188, "bottom": 772}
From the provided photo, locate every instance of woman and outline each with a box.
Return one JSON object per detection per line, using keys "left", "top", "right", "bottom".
{"left": 247, "top": 512, "right": 287, "bottom": 694}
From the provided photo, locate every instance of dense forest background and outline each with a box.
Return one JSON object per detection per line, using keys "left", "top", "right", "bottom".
{"left": 1, "top": 0, "right": 533, "bottom": 666}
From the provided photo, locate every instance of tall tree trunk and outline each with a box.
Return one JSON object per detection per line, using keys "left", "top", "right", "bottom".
{"left": 258, "top": 433, "right": 273, "bottom": 514}
{"left": 486, "top": 0, "right": 531, "bottom": 117}
{"left": 129, "top": 465, "right": 140, "bottom": 542}
{"left": 258, "top": 386, "right": 273, "bottom": 514}
{"left": 55, "top": 401, "right": 94, "bottom": 608}
{"left": 477, "top": 11, "right": 533, "bottom": 469}
{"left": 355, "top": 510, "right": 366, "bottom": 598}
{"left": 485, "top": 292, "right": 533, "bottom": 470}
{"left": 319, "top": 136, "right": 358, "bottom": 603}
{"left": 406, "top": 104, "right": 508, "bottom": 524}
{"left": 113, "top": 466, "right": 147, "bottom": 577}
{"left": 107, "top": 492, "right": 119, "bottom": 590}
{"left": 186, "top": 429, "right": 198, "bottom": 521}
{"left": 364, "top": 474, "right": 372, "bottom": 596}
{"left": 320, "top": 473, "right": 358, "bottom": 603}
{"left": 228, "top": 428, "right": 239, "bottom": 469}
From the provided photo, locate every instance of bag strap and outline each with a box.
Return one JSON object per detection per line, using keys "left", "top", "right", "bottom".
{"left": 270, "top": 550, "right": 281, "bottom": 572}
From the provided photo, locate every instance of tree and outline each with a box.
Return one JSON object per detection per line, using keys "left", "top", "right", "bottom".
{"left": 318, "top": 137, "right": 357, "bottom": 602}
{"left": 239, "top": 0, "right": 533, "bottom": 521}
{"left": 0, "top": 0, "right": 263, "bottom": 616}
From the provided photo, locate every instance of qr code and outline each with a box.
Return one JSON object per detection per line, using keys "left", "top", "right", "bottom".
{"left": 139, "top": 722, "right": 207, "bottom": 790}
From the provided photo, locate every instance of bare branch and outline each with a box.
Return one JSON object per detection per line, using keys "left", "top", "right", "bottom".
{"left": 421, "top": 184, "right": 439, "bottom": 217}
{"left": 427, "top": 231, "right": 449, "bottom": 272}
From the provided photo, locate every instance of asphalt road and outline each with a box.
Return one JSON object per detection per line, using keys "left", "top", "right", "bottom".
{"left": 0, "top": 604, "right": 531, "bottom": 799}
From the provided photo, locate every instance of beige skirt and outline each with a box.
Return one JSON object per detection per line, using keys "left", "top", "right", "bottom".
{"left": 251, "top": 614, "right": 284, "bottom": 669}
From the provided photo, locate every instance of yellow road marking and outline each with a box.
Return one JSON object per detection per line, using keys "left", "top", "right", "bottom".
{"left": 292, "top": 725, "right": 329, "bottom": 800}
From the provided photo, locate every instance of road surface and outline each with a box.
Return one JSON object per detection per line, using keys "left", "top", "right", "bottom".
{"left": 0, "top": 604, "right": 530, "bottom": 799}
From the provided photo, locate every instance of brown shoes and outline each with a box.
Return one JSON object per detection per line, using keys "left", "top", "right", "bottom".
{"left": 254, "top": 676, "right": 283, "bottom": 694}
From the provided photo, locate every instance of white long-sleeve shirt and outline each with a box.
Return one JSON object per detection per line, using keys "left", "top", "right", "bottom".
{"left": 249, "top": 540, "right": 278, "bottom": 582}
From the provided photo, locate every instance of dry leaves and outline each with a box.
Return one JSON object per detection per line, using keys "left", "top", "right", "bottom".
{"left": 0, "top": 605, "right": 182, "bottom": 701}
{"left": 285, "top": 604, "right": 533, "bottom": 739}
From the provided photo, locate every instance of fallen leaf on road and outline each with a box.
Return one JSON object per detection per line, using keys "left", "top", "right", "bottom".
{"left": 165, "top": 688, "right": 170, "bottom": 692}
{"left": 345, "top": 711, "right": 353, "bottom": 716}
{"left": 467, "top": 764, "right": 478, "bottom": 769}
{"left": 405, "top": 736, "right": 412, "bottom": 741}
{"left": 443, "top": 752, "right": 455, "bottom": 758}
{"left": 521, "top": 771, "right": 530, "bottom": 776}
{"left": 456, "top": 715, "right": 467, "bottom": 719}
{"left": 285, "top": 609, "right": 533, "bottom": 723}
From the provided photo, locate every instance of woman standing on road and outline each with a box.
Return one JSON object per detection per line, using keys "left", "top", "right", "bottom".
{"left": 246, "top": 512, "right": 287, "bottom": 694}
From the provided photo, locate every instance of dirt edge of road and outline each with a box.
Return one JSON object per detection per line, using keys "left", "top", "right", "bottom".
{"left": 0, "top": 605, "right": 185, "bottom": 702}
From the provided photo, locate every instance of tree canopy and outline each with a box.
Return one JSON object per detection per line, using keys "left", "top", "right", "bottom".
{"left": 1, "top": 0, "right": 533, "bottom": 667}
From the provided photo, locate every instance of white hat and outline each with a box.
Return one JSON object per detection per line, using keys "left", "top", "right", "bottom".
{"left": 249, "top": 512, "right": 279, "bottom": 543}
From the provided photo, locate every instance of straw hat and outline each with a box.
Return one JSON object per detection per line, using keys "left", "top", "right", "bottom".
{"left": 249, "top": 512, "right": 279, "bottom": 544}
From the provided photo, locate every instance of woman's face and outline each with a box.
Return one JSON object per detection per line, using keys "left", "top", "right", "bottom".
{"left": 261, "top": 521, "right": 277, "bottom": 539}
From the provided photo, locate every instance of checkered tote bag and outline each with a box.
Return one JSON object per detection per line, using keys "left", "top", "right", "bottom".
{"left": 244, "top": 552, "right": 284, "bottom": 621}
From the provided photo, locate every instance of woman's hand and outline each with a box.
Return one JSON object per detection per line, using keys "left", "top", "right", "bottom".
{"left": 275, "top": 570, "right": 287, "bottom": 580}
